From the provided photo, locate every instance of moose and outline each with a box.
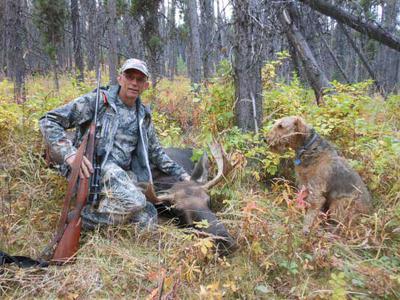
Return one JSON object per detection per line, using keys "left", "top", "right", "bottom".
{"left": 144, "top": 143, "right": 237, "bottom": 256}
{"left": 46, "top": 130, "right": 237, "bottom": 260}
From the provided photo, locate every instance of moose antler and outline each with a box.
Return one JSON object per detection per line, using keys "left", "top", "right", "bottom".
{"left": 142, "top": 142, "right": 234, "bottom": 204}
{"left": 202, "top": 142, "right": 233, "bottom": 190}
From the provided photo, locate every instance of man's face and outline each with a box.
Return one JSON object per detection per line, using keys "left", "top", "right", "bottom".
{"left": 117, "top": 69, "right": 149, "bottom": 103}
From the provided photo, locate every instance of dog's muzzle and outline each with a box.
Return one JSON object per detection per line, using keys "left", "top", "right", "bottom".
{"left": 266, "top": 135, "right": 287, "bottom": 153}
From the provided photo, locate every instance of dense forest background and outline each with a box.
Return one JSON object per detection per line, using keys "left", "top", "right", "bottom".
{"left": 2, "top": 0, "right": 400, "bottom": 130}
{"left": 1, "top": 0, "right": 400, "bottom": 299}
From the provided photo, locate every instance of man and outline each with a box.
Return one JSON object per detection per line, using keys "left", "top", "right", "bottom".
{"left": 40, "top": 58, "right": 190, "bottom": 229}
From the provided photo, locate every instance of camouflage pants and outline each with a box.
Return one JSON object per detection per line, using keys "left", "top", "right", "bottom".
{"left": 81, "top": 161, "right": 157, "bottom": 230}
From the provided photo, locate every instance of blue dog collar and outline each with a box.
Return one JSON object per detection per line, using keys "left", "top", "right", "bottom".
{"left": 294, "top": 132, "right": 318, "bottom": 166}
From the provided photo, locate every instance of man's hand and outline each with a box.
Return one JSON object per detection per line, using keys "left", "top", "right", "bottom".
{"left": 181, "top": 173, "right": 191, "bottom": 182}
{"left": 66, "top": 154, "right": 94, "bottom": 178}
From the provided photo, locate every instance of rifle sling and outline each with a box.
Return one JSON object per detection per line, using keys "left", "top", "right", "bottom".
{"left": 1, "top": 251, "right": 48, "bottom": 268}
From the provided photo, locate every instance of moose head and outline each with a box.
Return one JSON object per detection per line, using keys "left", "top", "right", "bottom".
{"left": 144, "top": 143, "right": 237, "bottom": 256}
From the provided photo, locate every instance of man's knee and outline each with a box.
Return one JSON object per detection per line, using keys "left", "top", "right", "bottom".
{"left": 124, "top": 190, "right": 147, "bottom": 213}
{"left": 130, "top": 201, "right": 158, "bottom": 229}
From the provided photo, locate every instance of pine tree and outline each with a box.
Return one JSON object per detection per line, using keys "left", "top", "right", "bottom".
{"left": 131, "top": 0, "right": 162, "bottom": 87}
{"left": 33, "top": 0, "right": 67, "bottom": 90}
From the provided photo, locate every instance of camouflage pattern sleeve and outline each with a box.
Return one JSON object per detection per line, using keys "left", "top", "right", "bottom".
{"left": 147, "top": 121, "right": 187, "bottom": 178}
{"left": 39, "top": 92, "right": 97, "bottom": 163}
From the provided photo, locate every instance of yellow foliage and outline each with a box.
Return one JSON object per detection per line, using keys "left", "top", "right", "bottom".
{"left": 0, "top": 67, "right": 399, "bottom": 299}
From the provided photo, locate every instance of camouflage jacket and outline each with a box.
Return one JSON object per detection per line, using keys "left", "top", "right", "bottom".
{"left": 39, "top": 85, "right": 186, "bottom": 182}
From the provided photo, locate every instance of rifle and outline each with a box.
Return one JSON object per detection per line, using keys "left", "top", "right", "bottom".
{"left": 50, "top": 69, "right": 102, "bottom": 264}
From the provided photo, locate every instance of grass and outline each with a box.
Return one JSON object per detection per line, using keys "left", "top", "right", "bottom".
{"left": 0, "top": 72, "right": 399, "bottom": 299}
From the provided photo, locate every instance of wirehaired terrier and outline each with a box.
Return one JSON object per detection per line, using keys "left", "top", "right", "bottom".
{"left": 267, "top": 116, "right": 372, "bottom": 234}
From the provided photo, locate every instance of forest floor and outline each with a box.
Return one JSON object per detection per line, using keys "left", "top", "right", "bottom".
{"left": 0, "top": 67, "right": 399, "bottom": 299}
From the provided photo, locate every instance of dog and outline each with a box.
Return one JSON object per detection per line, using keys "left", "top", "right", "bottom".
{"left": 267, "top": 116, "right": 372, "bottom": 234}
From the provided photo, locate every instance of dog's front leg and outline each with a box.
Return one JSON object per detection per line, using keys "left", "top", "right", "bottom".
{"left": 302, "top": 188, "right": 326, "bottom": 235}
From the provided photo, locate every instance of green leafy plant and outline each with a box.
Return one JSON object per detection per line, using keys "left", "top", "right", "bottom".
{"left": 329, "top": 272, "right": 347, "bottom": 300}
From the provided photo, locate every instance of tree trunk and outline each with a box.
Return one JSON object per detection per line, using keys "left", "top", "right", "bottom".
{"left": 216, "top": 0, "right": 228, "bottom": 62}
{"left": 0, "top": 1, "right": 6, "bottom": 77}
{"left": 376, "top": 0, "right": 400, "bottom": 93}
{"left": 5, "top": 0, "right": 26, "bottom": 102}
{"left": 131, "top": 1, "right": 162, "bottom": 87}
{"left": 52, "top": 59, "right": 60, "bottom": 91}
{"left": 395, "top": 56, "right": 400, "bottom": 93}
{"left": 317, "top": 29, "right": 350, "bottom": 83}
{"left": 71, "top": 0, "right": 84, "bottom": 82}
{"left": 122, "top": 13, "right": 142, "bottom": 60}
{"left": 81, "top": 0, "right": 98, "bottom": 71}
{"left": 279, "top": 5, "right": 332, "bottom": 104}
{"left": 339, "top": 24, "right": 385, "bottom": 96}
{"left": 144, "top": 3, "right": 162, "bottom": 87}
{"left": 158, "top": 0, "right": 167, "bottom": 78}
{"left": 187, "top": 0, "right": 202, "bottom": 84}
{"left": 232, "top": 0, "right": 263, "bottom": 132}
{"left": 298, "top": 0, "right": 400, "bottom": 52}
{"left": 108, "top": 0, "right": 118, "bottom": 85}
{"left": 200, "top": 0, "right": 215, "bottom": 79}
{"left": 288, "top": 44, "right": 303, "bottom": 80}
{"left": 167, "top": 0, "right": 177, "bottom": 80}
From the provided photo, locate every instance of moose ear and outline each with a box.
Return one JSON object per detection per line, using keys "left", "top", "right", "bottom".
{"left": 190, "top": 152, "right": 209, "bottom": 183}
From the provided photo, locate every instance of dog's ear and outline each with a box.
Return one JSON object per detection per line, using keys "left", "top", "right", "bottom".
{"left": 294, "top": 116, "right": 309, "bottom": 134}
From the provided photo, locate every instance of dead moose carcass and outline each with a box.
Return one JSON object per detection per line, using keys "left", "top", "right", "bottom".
{"left": 145, "top": 143, "right": 237, "bottom": 256}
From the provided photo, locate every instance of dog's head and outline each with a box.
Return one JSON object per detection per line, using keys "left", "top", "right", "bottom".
{"left": 267, "top": 116, "right": 312, "bottom": 152}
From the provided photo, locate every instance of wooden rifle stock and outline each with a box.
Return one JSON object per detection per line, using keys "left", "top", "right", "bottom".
{"left": 52, "top": 122, "right": 96, "bottom": 263}
{"left": 51, "top": 177, "right": 88, "bottom": 263}
{"left": 49, "top": 68, "right": 101, "bottom": 264}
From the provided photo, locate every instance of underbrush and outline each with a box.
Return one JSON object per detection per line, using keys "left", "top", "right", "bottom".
{"left": 0, "top": 64, "right": 399, "bottom": 299}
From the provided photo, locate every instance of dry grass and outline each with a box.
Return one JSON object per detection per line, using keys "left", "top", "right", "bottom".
{"left": 1, "top": 75, "right": 399, "bottom": 299}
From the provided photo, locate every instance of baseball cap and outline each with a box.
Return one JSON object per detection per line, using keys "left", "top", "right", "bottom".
{"left": 120, "top": 58, "right": 150, "bottom": 77}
